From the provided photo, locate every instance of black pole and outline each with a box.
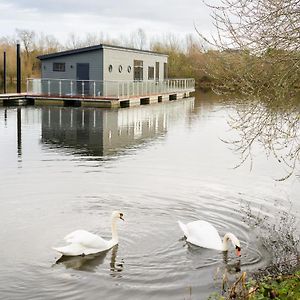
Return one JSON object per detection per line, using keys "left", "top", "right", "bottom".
{"left": 17, "top": 108, "right": 22, "bottom": 158}
{"left": 17, "top": 43, "right": 21, "bottom": 93}
{"left": 3, "top": 51, "right": 6, "bottom": 94}
{"left": 4, "top": 109, "right": 7, "bottom": 126}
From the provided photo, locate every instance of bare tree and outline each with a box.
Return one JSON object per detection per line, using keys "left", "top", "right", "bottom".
{"left": 199, "top": 0, "right": 300, "bottom": 98}
{"left": 200, "top": 0, "right": 300, "bottom": 51}
{"left": 199, "top": 0, "right": 300, "bottom": 179}
{"left": 16, "top": 29, "right": 35, "bottom": 58}
{"left": 130, "top": 28, "right": 147, "bottom": 50}
{"left": 36, "top": 33, "right": 61, "bottom": 53}
{"left": 65, "top": 33, "right": 83, "bottom": 49}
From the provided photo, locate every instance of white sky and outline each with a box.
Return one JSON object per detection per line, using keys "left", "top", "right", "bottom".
{"left": 0, "top": 0, "right": 217, "bottom": 44}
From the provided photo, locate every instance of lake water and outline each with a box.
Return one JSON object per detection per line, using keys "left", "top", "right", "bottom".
{"left": 0, "top": 93, "right": 299, "bottom": 299}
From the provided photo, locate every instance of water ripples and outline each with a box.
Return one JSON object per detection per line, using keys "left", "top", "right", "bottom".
{"left": 0, "top": 102, "right": 298, "bottom": 300}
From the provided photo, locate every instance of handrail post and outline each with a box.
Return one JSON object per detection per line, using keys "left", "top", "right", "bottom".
{"left": 82, "top": 81, "right": 84, "bottom": 97}
{"left": 70, "top": 81, "right": 73, "bottom": 96}
{"left": 59, "top": 80, "right": 62, "bottom": 96}
{"left": 93, "top": 81, "right": 96, "bottom": 97}
{"left": 48, "top": 80, "right": 50, "bottom": 96}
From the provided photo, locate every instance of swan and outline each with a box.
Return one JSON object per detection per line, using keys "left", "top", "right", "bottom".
{"left": 53, "top": 211, "right": 124, "bottom": 256}
{"left": 178, "top": 219, "right": 241, "bottom": 256}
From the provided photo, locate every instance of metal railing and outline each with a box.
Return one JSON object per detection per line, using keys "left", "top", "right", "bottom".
{"left": 27, "top": 78, "right": 195, "bottom": 99}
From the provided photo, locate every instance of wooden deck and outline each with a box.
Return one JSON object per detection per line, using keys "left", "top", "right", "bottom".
{"left": 0, "top": 93, "right": 27, "bottom": 100}
{"left": 0, "top": 90, "right": 194, "bottom": 108}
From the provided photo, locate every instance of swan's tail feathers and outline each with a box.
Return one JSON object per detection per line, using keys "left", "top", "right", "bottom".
{"left": 52, "top": 244, "right": 85, "bottom": 256}
{"left": 178, "top": 220, "right": 188, "bottom": 237}
{"left": 52, "top": 246, "right": 64, "bottom": 255}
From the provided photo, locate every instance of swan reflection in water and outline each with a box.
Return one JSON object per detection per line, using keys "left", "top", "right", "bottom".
{"left": 184, "top": 241, "right": 241, "bottom": 277}
{"left": 55, "top": 245, "right": 124, "bottom": 276}
{"left": 222, "top": 251, "right": 241, "bottom": 273}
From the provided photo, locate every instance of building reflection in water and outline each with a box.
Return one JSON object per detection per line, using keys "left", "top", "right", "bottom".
{"left": 41, "top": 98, "right": 195, "bottom": 156}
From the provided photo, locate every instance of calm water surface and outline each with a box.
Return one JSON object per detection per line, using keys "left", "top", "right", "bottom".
{"left": 0, "top": 93, "right": 299, "bottom": 299}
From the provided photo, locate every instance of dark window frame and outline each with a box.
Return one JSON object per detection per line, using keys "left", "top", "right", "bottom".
{"left": 164, "top": 62, "right": 168, "bottom": 79}
{"left": 155, "top": 62, "right": 159, "bottom": 80}
{"left": 53, "top": 62, "right": 65, "bottom": 72}
{"left": 148, "top": 66, "right": 154, "bottom": 80}
{"left": 134, "top": 60, "right": 143, "bottom": 81}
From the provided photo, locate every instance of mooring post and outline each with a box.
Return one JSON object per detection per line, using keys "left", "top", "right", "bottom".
{"left": 16, "top": 42, "right": 21, "bottom": 93}
{"left": 17, "top": 108, "right": 22, "bottom": 157}
{"left": 3, "top": 50, "right": 7, "bottom": 94}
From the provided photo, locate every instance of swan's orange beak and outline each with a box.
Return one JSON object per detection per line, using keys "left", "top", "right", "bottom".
{"left": 235, "top": 246, "right": 241, "bottom": 257}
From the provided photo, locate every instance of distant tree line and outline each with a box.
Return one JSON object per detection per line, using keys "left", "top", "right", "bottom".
{"left": 2, "top": 1, "right": 300, "bottom": 99}
{"left": 0, "top": 28, "right": 213, "bottom": 89}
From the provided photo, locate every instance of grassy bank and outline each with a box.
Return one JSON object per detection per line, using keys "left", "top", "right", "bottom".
{"left": 248, "top": 271, "right": 300, "bottom": 299}
{"left": 209, "top": 269, "right": 300, "bottom": 300}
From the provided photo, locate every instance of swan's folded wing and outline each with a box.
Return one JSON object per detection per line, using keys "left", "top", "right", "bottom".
{"left": 64, "top": 230, "right": 108, "bottom": 249}
{"left": 186, "top": 220, "right": 223, "bottom": 250}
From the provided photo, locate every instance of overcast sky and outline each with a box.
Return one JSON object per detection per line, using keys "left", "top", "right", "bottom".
{"left": 0, "top": 0, "right": 216, "bottom": 44}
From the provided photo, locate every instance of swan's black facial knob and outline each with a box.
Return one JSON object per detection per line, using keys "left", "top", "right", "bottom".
{"left": 119, "top": 213, "right": 124, "bottom": 221}
{"left": 235, "top": 246, "right": 241, "bottom": 257}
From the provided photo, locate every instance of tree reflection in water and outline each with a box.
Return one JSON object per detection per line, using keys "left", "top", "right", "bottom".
{"left": 241, "top": 200, "right": 299, "bottom": 276}
{"left": 223, "top": 96, "right": 300, "bottom": 180}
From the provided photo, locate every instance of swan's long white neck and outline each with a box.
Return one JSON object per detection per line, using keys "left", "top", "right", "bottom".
{"left": 111, "top": 217, "right": 118, "bottom": 242}
{"left": 222, "top": 233, "right": 238, "bottom": 251}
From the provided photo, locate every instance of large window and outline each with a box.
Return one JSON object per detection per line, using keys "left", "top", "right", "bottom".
{"left": 134, "top": 60, "right": 143, "bottom": 81}
{"left": 53, "top": 62, "right": 65, "bottom": 72}
{"left": 148, "top": 66, "right": 154, "bottom": 80}
{"left": 155, "top": 62, "right": 159, "bottom": 80}
{"left": 164, "top": 63, "right": 168, "bottom": 79}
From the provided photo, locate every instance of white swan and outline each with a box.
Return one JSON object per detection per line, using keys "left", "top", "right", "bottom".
{"left": 53, "top": 211, "right": 124, "bottom": 256}
{"left": 178, "top": 220, "right": 241, "bottom": 256}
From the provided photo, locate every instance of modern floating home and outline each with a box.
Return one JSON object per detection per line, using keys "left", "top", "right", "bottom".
{"left": 25, "top": 44, "right": 195, "bottom": 108}
{"left": 38, "top": 44, "right": 168, "bottom": 83}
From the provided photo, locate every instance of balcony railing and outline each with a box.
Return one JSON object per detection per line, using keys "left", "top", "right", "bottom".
{"left": 27, "top": 78, "right": 195, "bottom": 99}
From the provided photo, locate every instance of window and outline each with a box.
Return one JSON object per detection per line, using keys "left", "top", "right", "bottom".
{"left": 127, "top": 66, "right": 132, "bottom": 73}
{"left": 148, "top": 66, "right": 154, "bottom": 80}
{"left": 119, "top": 65, "right": 123, "bottom": 73}
{"left": 108, "top": 64, "right": 113, "bottom": 72}
{"left": 155, "top": 62, "right": 159, "bottom": 80}
{"left": 53, "top": 63, "right": 65, "bottom": 72}
{"left": 134, "top": 60, "right": 143, "bottom": 81}
{"left": 164, "top": 63, "right": 168, "bottom": 79}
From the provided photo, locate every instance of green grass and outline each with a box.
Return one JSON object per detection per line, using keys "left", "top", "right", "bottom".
{"left": 249, "top": 272, "right": 300, "bottom": 300}
{"left": 208, "top": 271, "right": 300, "bottom": 299}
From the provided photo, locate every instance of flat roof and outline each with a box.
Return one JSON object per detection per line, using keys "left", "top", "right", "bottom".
{"left": 37, "top": 44, "right": 168, "bottom": 60}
